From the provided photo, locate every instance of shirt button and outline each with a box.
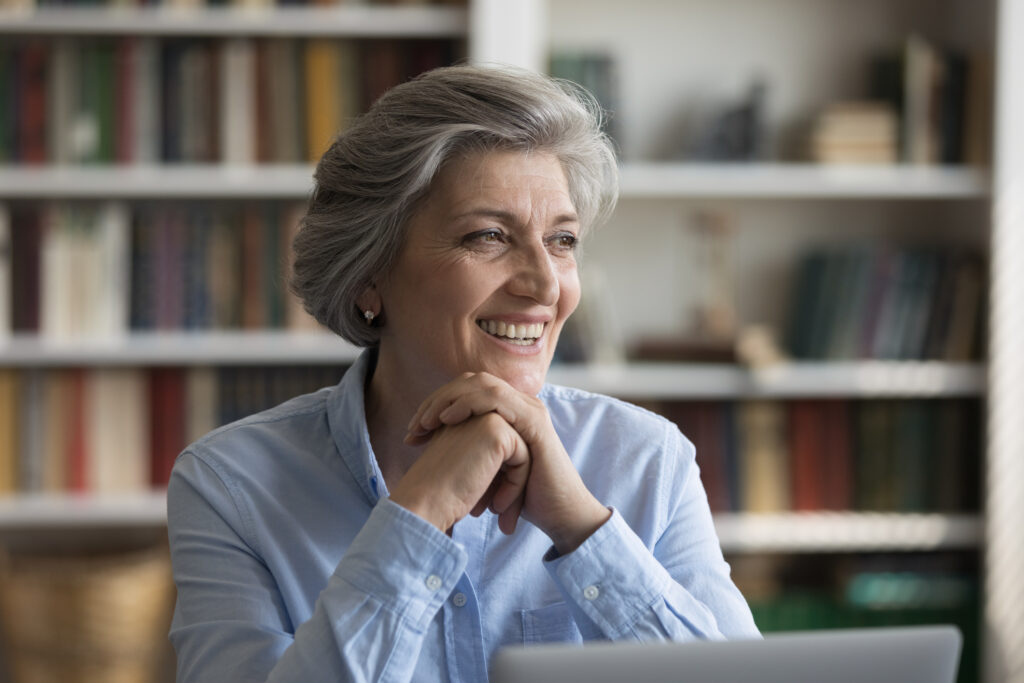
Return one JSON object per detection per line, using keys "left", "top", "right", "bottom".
{"left": 452, "top": 592, "right": 467, "bottom": 607}
{"left": 426, "top": 574, "right": 443, "bottom": 591}
{"left": 583, "top": 585, "right": 600, "bottom": 601}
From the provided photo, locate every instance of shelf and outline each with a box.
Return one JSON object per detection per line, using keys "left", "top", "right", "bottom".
{"left": 0, "top": 331, "right": 361, "bottom": 366}
{"left": 618, "top": 163, "right": 991, "bottom": 200}
{"left": 0, "top": 164, "right": 317, "bottom": 199}
{"left": 0, "top": 340, "right": 986, "bottom": 398}
{"left": 0, "top": 493, "right": 982, "bottom": 554}
{"left": 0, "top": 492, "right": 167, "bottom": 528}
{"left": 0, "top": 5, "right": 468, "bottom": 37}
{"left": 714, "top": 512, "right": 983, "bottom": 553}
{"left": 546, "top": 361, "right": 986, "bottom": 399}
{"left": 0, "top": 162, "right": 992, "bottom": 200}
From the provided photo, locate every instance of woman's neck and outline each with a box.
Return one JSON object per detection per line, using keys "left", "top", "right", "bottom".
{"left": 363, "top": 351, "right": 430, "bottom": 492}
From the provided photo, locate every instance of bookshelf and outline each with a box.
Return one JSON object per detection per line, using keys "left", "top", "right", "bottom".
{"left": 2, "top": 0, "right": 1023, "bottom": 680}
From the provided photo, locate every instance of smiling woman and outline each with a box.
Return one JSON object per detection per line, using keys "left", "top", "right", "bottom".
{"left": 166, "top": 64, "right": 760, "bottom": 683}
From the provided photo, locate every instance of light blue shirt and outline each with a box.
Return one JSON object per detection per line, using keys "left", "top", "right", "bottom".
{"left": 168, "top": 350, "right": 759, "bottom": 682}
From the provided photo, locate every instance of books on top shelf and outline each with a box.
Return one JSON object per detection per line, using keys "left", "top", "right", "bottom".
{"left": 0, "top": 34, "right": 455, "bottom": 166}
{"left": 805, "top": 33, "right": 990, "bottom": 167}
{"left": 657, "top": 398, "right": 979, "bottom": 516}
{"left": 784, "top": 245, "right": 985, "bottom": 362}
{"left": 0, "top": 364, "right": 347, "bottom": 496}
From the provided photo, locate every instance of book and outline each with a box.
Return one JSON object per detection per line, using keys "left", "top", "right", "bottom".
{"left": 664, "top": 402, "right": 733, "bottom": 512}
{"left": 149, "top": 368, "right": 186, "bottom": 487}
{"left": 305, "top": 39, "right": 359, "bottom": 162}
{"left": 0, "top": 203, "right": 9, "bottom": 341}
{"left": 220, "top": 38, "right": 257, "bottom": 165}
{"left": 737, "top": 400, "right": 790, "bottom": 512}
{"left": 48, "top": 39, "right": 76, "bottom": 165}
{"left": 41, "top": 370, "right": 72, "bottom": 492}
{"left": 788, "top": 400, "right": 826, "bottom": 511}
{"left": 265, "top": 39, "right": 304, "bottom": 163}
{"left": 853, "top": 400, "right": 895, "bottom": 510}
{"left": 819, "top": 400, "right": 853, "bottom": 511}
{"left": 18, "top": 40, "right": 49, "bottom": 164}
{"left": 131, "top": 38, "right": 161, "bottom": 164}
{"left": 86, "top": 369, "right": 149, "bottom": 491}
{"left": 17, "top": 370, "right": 46, "bottom": 493}
{"left": 0, "top": 370, "right": 17, "bottom": 493}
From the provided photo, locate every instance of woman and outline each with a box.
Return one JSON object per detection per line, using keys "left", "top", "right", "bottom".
{"left": 167, "top": 64, "right": 759, "bottom": 682}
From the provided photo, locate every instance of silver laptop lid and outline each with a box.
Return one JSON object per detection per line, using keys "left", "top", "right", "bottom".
{"left": 490, "top": 625, "right": 962, "bottom": 683}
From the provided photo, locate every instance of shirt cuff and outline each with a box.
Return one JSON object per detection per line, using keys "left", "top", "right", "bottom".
{"left": 543, "top": 508, "right": 669, "bottom": 638}
{"left": 332, "top": 497, "right": 468, "bottom": 632}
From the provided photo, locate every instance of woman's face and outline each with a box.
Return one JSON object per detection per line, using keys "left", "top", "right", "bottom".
{"left": 374, "top": 149, "right": 581, "bottom": 396}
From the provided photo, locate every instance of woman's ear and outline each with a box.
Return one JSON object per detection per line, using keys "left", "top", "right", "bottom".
{"left": 356, "top": 285, "right": 382, "bottom": 323}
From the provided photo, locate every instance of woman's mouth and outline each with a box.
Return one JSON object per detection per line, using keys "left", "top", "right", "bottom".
{"left": 476, "top": 320, "right": 545, "bottom": 346}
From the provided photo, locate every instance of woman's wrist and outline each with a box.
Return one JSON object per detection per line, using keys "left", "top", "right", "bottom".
{"left": 547, "top": 500, "right": 612, "bottom": 556}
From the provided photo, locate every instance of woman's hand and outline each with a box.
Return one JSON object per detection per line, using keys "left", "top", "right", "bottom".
{"left": 405, "top": 373, "right": 611, "bottom": 553}
{"left": 390, "top": 412, "right": 530, "bottom": 535}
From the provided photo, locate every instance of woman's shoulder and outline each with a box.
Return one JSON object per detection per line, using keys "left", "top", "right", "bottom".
{"left": 183, "top": 387, "right": 335, "bottom": 469}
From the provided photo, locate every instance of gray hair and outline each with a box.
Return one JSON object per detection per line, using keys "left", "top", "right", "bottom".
{"left": 290, "top": 63, "right": 619, "bottom": 347}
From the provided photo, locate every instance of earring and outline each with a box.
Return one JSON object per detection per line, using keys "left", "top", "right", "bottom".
{"left": 363, "top": 310, "right": 376, "bottom": 325}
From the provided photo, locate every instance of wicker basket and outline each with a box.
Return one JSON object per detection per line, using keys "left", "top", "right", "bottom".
{"left": 0, "top": 546, "right": 175, "bottom": 683}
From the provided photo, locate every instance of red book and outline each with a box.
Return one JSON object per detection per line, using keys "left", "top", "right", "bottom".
{"left": 788, "top": 400, "right": 826, "bottom": 511}
{"left": 66, "top": 369, "right": 89, "bottom": 492}
{"left": 18, "top": 41, "right": 48, "bottom": 164}
{"left": 149, "top": 368, "right": 186, "bottom": 487}
{"left": 115, "top": 38, "right": 135, "bottom": 164}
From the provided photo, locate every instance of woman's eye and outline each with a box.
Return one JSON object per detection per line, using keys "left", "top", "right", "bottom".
{"left": 464, "top": 229, "right": 505, "bottom": 246}
{"left": 551, "top": 233, "right": 578, "bottom": 250}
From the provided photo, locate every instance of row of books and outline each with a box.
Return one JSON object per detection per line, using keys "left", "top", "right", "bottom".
{"left": 0, "top": 35, "right": 458, "bottom": 165}
{"left": 657, "top": 398, "right": 981, "bottom": 514}
{"left": 809, "top": 34, "right": 989, "bottom": 166}
{"left": 0, "top": 365, "right": 347, "bottom": 494}
{"left": 784, "top": 246, "right": 985, "bottom": 361}
{"left": 2, "top": 202, "right": 325, "bottom": 338}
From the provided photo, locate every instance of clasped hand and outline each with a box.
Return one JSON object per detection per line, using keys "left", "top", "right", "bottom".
{"left": 389, "top": 373, "right": 610, "bottom": 554}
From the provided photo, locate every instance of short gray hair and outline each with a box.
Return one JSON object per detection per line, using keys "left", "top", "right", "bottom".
{"left": 290, "top": 63, "right": 619, "bottom": 347}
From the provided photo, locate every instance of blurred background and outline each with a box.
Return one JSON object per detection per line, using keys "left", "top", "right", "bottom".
{"left": 0, "top": 0, "right": 1021, "bottom": 681}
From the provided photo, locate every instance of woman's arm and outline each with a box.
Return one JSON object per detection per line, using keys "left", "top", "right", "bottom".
{"left": 542, "top": 426, "right": 760, "bottom": 641}
{"left": 407, "top": 373, "right": 760, "bottom": 642}
{"left": 168, "top": 452, "right": 467, "bottom": 683}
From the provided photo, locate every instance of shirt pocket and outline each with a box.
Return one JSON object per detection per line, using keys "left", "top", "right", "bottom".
{"left": 519, "top": 601, "right": 583, "bottom": 645}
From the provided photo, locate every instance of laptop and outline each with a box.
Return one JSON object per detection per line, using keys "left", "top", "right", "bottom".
{"left": 489, "top": 625, "right": 962, "bottom": 683}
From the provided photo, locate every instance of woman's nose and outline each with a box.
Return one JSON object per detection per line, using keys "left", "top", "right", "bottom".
{"left": 507, "top": 243, "right": 560, "bottom": 305}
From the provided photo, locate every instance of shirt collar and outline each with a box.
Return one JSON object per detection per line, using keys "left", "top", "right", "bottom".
{"left": 327, "top": 347, "right": 386, "bottom": 505}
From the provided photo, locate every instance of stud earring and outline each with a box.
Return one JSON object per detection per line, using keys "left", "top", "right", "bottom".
{"left": 363, "top": 310, "right": 376, "bottom": 325}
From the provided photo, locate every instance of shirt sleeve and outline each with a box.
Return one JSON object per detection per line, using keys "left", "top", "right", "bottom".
{"left": 167, "top": 450, "right": 467, "bottom": 683}
{"left": 542, "top": 424, "right": 760, "bottom": 643}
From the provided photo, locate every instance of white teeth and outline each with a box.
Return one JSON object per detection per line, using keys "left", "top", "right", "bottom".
{"left": 478, "top": 320, "right": 545, "bottom": 342}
